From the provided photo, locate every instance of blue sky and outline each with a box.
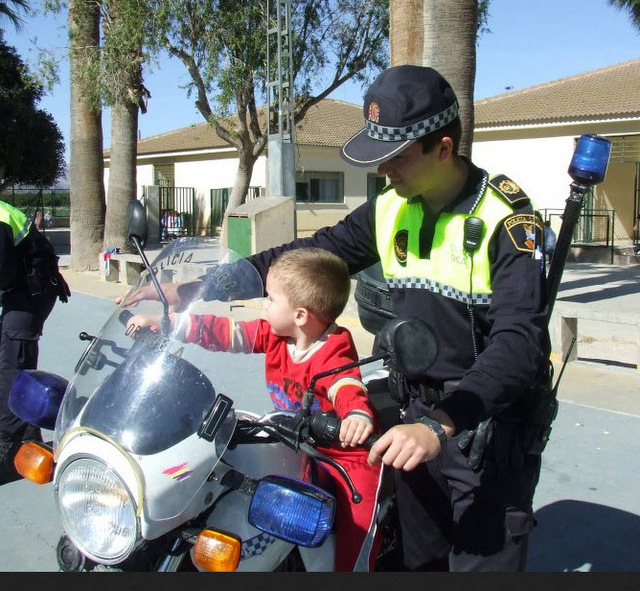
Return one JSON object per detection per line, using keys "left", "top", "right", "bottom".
{"left": 4, "top": 0, "right": 640, "bottom": 162}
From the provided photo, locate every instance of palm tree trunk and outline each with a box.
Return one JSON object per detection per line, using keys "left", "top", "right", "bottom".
{"left": 390, "top": 0, "right": 423, "bottom": 66}
{"left": 104, "top": 96, "right": 140, "bottom": 252}
{"left": 422, "top": 0, "right": 478, "bottom": 158}
{"left": 69, "top": 0, "right": 105, "bottom": 271}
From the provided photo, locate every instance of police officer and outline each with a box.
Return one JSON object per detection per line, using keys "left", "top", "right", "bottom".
{"left": 0, "top": 199, "right": 70, "bottom": 484}
{"left": 120, "top": 65, "right": 550, "bottom": 571}
{"left": 246, "top": 66, "right": 550, "bottom": 571}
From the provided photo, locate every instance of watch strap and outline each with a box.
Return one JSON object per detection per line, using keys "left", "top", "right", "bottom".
{"left": 416, "top": 415, "right": 447, "bottom": 448}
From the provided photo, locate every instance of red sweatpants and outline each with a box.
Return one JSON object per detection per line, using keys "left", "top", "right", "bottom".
{"left": 315, "top": 448, "right": 384, "bottom": 572}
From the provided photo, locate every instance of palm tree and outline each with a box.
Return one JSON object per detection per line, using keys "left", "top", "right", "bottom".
{"left": 389, "top": 0, "right": 423, "bottom": 66}
{"left": 0, "top": 0, "right": 29, "bottom": 30}
{"left": 422, "top": 0, "right": 478, "bottom": 158}
{"left": 102, "top": 0, "right": 148, "bottom": 253}
{"left": 68, "top": 0, "right": 106, "bottom": 271}
{"left": 608, "top": 0, "right": 640, "bottom": 31}
{"left": 390, "top": 0, "right": 489, "bottom": 158}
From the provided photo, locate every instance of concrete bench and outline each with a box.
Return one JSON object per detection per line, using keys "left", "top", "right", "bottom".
{"left": 103, "top": 253, "right": 145, "bottom": 285}
{"left": 550, "top": 305, "right": 640, "bottom": 370}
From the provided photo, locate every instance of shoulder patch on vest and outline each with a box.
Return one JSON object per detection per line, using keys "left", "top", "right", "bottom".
{"left": 504, "top": 213, "right": 544, "bottom": 254}
{"left": 489, "top": 174, "right": 530, "bottom": 208}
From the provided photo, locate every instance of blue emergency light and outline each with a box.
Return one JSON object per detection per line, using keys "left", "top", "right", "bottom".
{"left": 568, "top": 134, "right": 612, "bottom": 185}
{"left": 249, "top": 474, "right": 335, "bottom": 547}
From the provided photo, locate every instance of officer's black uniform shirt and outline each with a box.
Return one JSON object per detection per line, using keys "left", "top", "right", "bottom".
{"left": 0, "top": 221, "right": 59, "bottom": 293}
{"left": 247, "top": 159, "right": 549, "bottom": 431}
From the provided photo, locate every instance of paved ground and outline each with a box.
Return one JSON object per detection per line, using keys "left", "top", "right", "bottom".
{"left": 1, "top": 249, "right": 640, "bottom": 571}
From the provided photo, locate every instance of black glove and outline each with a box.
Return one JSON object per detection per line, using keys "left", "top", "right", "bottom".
{"left": 54, "top": 272, "right": 71, "bottom": 303}
{"left": 457, "top": 417, "right": 495, "bottom": 471}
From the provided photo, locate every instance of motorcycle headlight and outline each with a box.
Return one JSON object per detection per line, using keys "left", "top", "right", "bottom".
{"left": 56, "top": 457, "right": 138, "bottom": 564}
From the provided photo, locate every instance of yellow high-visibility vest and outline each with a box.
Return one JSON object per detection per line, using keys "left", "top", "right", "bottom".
{"left": 374, "top": 182, "right": 536, "bottom": 306}
{"left": 0, "top": 201, "right": 32, "bottom": 246}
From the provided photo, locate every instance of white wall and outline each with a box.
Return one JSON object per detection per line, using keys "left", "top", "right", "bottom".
{"left": 472, "top": 135, "right": 576, "bottom": 212}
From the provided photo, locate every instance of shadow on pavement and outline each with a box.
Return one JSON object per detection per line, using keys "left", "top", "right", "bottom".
{"left": 528, "top": 499, "right": 640, "bottom": 572}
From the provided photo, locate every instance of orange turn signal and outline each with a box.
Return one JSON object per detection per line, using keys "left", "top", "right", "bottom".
{"left": 192, "top": 529, "right": 241, "bottom": 572}
{"left": 14, "top": 442, "right": 54, "bottom": 485}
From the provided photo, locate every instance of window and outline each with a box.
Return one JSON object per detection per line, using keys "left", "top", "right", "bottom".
{"left": 296, "top": 172, "right": 344, "bottom": 204}
{"left": 367, "top": 174, "right": 387, "bottom": 201}
{"left": 154, "top": 164, "right": 175, "bottom": 188}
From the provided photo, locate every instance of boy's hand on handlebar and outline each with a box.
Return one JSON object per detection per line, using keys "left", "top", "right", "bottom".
{"left": 367, "top": 423, "right": 442, "bottom": 471}
{"left": 126, "top": 313, "right": 165, "bottom": 334}
{"left": 339, "top": 415, "right": 374, "bottom": 448}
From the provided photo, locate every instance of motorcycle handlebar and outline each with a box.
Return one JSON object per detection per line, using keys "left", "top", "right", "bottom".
{"left": 307, "top": 410, "right": 380, "bottom": 450}
{"left": 119, "top": 309, "right": 134, "bottom": 326}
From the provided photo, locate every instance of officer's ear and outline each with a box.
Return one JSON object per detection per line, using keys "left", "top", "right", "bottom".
{"left": 438, "top": 136, "right": 454, "bottom": 162}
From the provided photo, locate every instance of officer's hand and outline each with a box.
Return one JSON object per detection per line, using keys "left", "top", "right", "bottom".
{"left": 367, "top": 423, "right": 442, "bottom": 471}
{"left": 115, "top": 281, "right": 201, "bottom": 313}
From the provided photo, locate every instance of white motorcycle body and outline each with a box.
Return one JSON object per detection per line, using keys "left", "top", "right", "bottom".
{"left": 47, "top": 239, "right": 337, "bottom": 572}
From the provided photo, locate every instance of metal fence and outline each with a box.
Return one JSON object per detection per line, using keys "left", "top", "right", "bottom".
{"left": 542, "top": 208, "right": 615, "bottom": 245}
{"left": 159, "top": 186, "right": 196, "bottom": 241}
{"left": 210, "top": 186, "right": 261, "bottom": 235}
{"left": 2, "top": 186, "right": 70, "bottom": 224}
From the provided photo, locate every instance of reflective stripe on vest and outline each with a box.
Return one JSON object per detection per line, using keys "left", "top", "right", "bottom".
{"left": 374, "top": 188, "right": 518, "bottom": 306}
{"left": 0, "top": 201, "right": 31, "bottom": 246}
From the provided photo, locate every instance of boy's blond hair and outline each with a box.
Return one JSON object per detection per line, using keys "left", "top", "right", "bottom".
{"left": 268, "top": 248, "right": 351, "bottom": 324}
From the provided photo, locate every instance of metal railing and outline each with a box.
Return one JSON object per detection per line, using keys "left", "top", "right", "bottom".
{"left": 159, "top": 186, "right": 196, "bottom": 241}
{"left": 210, "top": 187, "right": 261, "bottom": 235}
{"left": 3, "top": 186, "right": 70, "bottom": 224}
{"left": 542, "top": 207, "right": 615, "bottom": 263}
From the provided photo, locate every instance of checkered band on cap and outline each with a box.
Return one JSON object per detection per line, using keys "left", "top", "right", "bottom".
{"left": 366, "top": 101, "right": 459, "bottom": 142}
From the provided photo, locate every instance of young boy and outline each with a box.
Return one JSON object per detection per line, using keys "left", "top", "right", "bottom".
{"left": 126, "top": 247, "right": 383, "bottom": 571}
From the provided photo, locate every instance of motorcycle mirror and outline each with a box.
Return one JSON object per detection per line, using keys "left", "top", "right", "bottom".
{"left": 376, "top": 316, "right": 438, "bottom": 377}
{"left": 127, "top": 199, "right": 148, "bottom": 249}
{"left": 123, "top": 200, "right": 171, "bottom": 335}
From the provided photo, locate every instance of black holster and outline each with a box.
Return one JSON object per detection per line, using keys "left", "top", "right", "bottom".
{"left": 25, "top": 268, "right": 44, "bottom": 297}
{"left": 522, "top": 371, "right": 558, "bottom": 456}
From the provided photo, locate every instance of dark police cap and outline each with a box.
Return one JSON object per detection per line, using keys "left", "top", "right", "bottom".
{"left": 340, "top": 65, "right": 459, "bottom": 168}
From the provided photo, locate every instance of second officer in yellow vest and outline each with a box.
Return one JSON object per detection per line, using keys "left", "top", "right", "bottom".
{"left": 0, "top": 200, "right": 70, "bottom": 485}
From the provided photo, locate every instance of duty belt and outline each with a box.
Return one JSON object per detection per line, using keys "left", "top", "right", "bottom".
{"left": 409, "top": 379, "right": 460, "bottom": 405}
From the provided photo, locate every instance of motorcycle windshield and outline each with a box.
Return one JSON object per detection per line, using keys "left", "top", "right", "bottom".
{"left": 54, "top": 238, "right": 268, "bottom": 462}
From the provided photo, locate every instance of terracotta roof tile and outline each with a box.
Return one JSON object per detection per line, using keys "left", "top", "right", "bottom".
{"left": 119, "top": 60, "right": 640, "bottom": 158}
{"left": 475, "top": 58, "right": 640, "bottom": 128}
{"left": 133, "top": 99, "right": 363, "bottom": 157}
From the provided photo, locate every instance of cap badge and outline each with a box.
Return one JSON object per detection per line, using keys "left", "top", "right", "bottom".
{"left": 368, "top": 101, "right": 380, "bottom": 123}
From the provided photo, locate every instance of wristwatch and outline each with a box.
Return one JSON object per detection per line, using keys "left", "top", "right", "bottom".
{"left": 415, "top": 415, "right": 448, "bottom": 448}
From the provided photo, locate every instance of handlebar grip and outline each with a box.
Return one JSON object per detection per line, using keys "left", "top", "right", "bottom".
{"left": 362, "top": 432, "right": 380, "bottom": 450}
{"left": 119, "top": 310, "right": 134, "bottom": 326}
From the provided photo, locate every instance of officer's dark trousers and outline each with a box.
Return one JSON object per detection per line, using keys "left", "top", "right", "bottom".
{"left": 396, "top": 398, "right": 541, "bottom": 572}
{"left": 0, "top": 288, "right": 57, "bottom": 436}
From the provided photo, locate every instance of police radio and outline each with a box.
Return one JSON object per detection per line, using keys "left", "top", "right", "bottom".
{"left": 463, "top": 217, "right": 484, "bottom": 254}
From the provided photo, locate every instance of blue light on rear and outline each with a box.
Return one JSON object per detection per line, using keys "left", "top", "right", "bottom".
{"left": 249, "top": 474, "right": 335, "bottom": 547}
{"left": 568, "top": 134, "right": 612, "bottom": 185}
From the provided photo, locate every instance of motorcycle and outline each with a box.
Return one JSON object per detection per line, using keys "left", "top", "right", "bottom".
{"left": 9, "top": 201, "right": 437, "bottom": 572}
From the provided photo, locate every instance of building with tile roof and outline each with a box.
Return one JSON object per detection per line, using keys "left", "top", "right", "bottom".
{"left": 473, "top": 58, "right": 640, "bottom": 249}
{"left": 105, "top": 99, "right": 380, "bottom": 241}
